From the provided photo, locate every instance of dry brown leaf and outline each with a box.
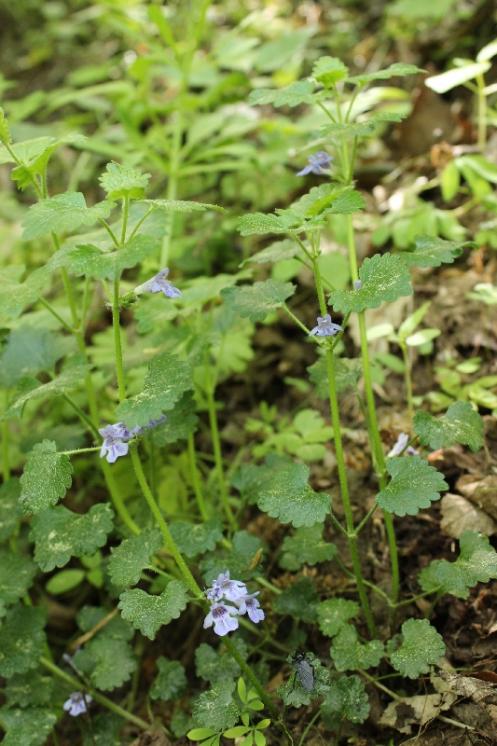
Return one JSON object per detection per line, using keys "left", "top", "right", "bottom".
{"left": 379, "top": 691, "right": 456, "bottom": 734}
{"left": 440, "top": 493, "right": 496, "bottom": 539}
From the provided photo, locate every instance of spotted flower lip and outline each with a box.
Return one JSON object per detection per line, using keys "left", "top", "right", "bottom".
{"left": 297, "top": 151, "right": 332, "bottom": 176}
{"left": 137, "top": 267, "right": 182, "bottom": 299}
{"left": 203, "top": 602, "right": 240, "bottom": 636}
{"left": 63, "top": 692, "right": 91, "bottom": 717}
{"left": 309, "top": 314, "right": 343, "bottom": 337}
{"left": 204, "top": 570, "right": 264, "bottom": 636}
{"left": 206, "top": 571, "right": 248, "bottom": 603}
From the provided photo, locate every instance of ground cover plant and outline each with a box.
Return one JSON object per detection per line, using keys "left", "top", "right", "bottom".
{"left": 1, "top": 1, "right": 497, "bottom": 744}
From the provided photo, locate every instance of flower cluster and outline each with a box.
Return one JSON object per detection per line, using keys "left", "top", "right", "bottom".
{"left": 63, "top": 692, "right": 92, "bottom": 717}
{"left": 203, "top": 571, "right": 264, "bottom": 637}
{"left": 136, "top": 267, "right": 181, "bottom": 299}
{"left": 297, "top": 150, "right": 332, "bottom": 176}
{"left": 310, "top": 314, "right": 343, "bottom": 338}
{"left": 99, "top": 416, "right": 166, "bottom": 464}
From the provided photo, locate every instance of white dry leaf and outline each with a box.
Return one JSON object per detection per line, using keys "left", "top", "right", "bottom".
{"left": 440, "top": 493, "right": 497, "bottom": 539}
{"left": 380, "top": 691, "right": 456, "bottom": 734}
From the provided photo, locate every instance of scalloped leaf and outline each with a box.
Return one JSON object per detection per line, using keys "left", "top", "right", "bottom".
{"left": 22, "top": 192, "right": 111, "bottom": 240}
{"left": 150, "top": 657, "right": 187, "bottom": 701}
{"left": 279, "top": 525, "right": 336, "bottom": 570}
{"left": 329, "top": 253, "right": 412, "bottom": 313}
{"left": 169, "top": 519, "right": 223, "bottom": 559}
{"left": 20, "top": 440, "right": 73, "bottom": 514}
{"left": 388, "top": 618, "right": 445, "bottom": 679}
{"left": 249, "top": 80, "right": 315, "bottom": 107}
{"left": 376, "top": 456, "right": 448, "bottom": 516}
{"left": 191, "top": 679, "right": 238, "bottom": 731}
{"left": 0, "top": 707, "right": 57, "bottom": 746}
{"left": 400, "top": 236, "right": 467, "bottom": 268}
{"left": 419, "top": 531, "right": 497, "bottom": 599}
{"left": 118, "top": 580, "right": 189, "bottom": 639}
{"left": 221, "top": 280, "right": 295, "bottom": 322}
{"left": 49, "top": 234, "right": 159, "bottom": 280}
{"left": 330, "top": 625, "right": 384, "bottom": 671}
{"left": 0, "top": 552, "right": 37, "bottom": 613}
{"left": 317, "top": 598, "right": 359, "bottom": 638}
{"left": 414, "top": 401, "right": 484, "bottom": 452}
{"left": 108, "top": 528, "right": 163, "bottom": 590}
{"left": 237, "top": 212, "right": 295, "bottom": 236}
{"left": 349, "top": 63, "right": 422, "bottom": 85}
{"left": 313, "top": 56, "right": 349, "bottom": 86}
{"left": 141, "top": 198, "right": 224, "bottom": 213}
{"left": 0, "top": 480, "right": 22, "bottom": 542}
{"left": 320, "top": 674, "right": 370, "bottom": 727}
{"left": 6, "top": 362, "right": 88, "bottom": 418}
{"left": 99, "top": 162, "right": 150, "bottom": 200}
{"left": 0, "top": 606, "right": 46, "bottom": 677}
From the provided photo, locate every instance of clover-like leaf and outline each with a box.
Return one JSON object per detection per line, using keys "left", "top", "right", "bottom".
{"left": 235, "top": 454, "right": 330, "bottom": 527}
{"left": 317, "top": 598, "right": 359, "bottom": 638}
{"left": 279, "top": 525, "right": 336, "bottom": 571}
{"left": 320, "top": 674, "right": 370, "bottom": 727}
{"left": 20, "top": 440, "right": 73, "bottom": 514}
{"left": 329, "top": 253, "right": 412, "bottom": 313}
{"left": 99, "top": 162, "right": 150, "bottom": 200}
{"left": 400, "top": 235, "right": 467, "bottom": 268}
{"left": 376, "top": 456, "right": 448, "bottom": 516}
{"left": 30, "top": 504, "right": 114, "bottom": 571}
{"left": 0, "top": 606, "right": 46, "bottom": 677}
{"left": 150, "top": 657, "right": 187, "bottom": 701}
{"left": 414, "top": 401, "right": 484, "bottom": 452}
{"left": 221, "top": 280, "right": 295, "bottom": 322}
{"left": 0, "top": 552, "right": 36, "bottom": 613}
{"left": 273, "top": 577, "right": 319, "bottom": 623}
{"left": 116, "top": 352, "right": 193, "bottom": 428}
{"left": 388, "top": 618, "right": 445, "bottom": 679}
{"left": 23, "top": 192, "right": 111, "bottom": 240}
{"left": 0, "top": 707, "right": 57, "bottom": 746}
{"left": 249, "top": 80, "right": 315, "bottom": 107}
{"left": 108, "top": 528, "right": 163, "bottom": 590}
{"left": 118, "top": 580, "right": 189, "bottom": 639}
{"left": 419, "top": 531, "right": 497, "bottom": 599}
{"left": 348, "top": 63, "right": 422, "bottom": 85}
{"left": 191, "top": 679, "right": 238, "bottom": 731}
{"left": 330, "top": 625, "right": 384, "bottom": 671}
{"left": 169, "top": 519, "right": 223, "bottom": 559}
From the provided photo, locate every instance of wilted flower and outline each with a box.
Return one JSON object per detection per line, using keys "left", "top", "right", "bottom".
{"left": 297, "top": 151, "right": 332, "bottom": 176}
{"left": 388, "top": 432, "right": 417, "bottom": 457}
{"left": 63, "top": 692, "right": 91, "bottom": 717}
{"left": 203, "top": 602, "right": 240, "bottom": 636}
{"left": 309, "top": 314, "right": 343, "bottom": 338}
{"left": 137, "top": 268, "right": 181, "bottom": 299}
{"left": 99, "top": 417, "right": 167, "bottom": 464}
{"left": 237, "top": 592, "right": 265, "bottom": 624}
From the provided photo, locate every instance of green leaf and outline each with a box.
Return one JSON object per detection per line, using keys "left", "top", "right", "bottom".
{"left": 45, "top": 569, "right": 85, "bottom": 595}
{"left": 195, "top": 642, "right": 244, "bottom": 684}
{"left": 330, "top": 625, "right": 384, "bottom": 671}
{"left": 0, "top": 107, "right": 11, "bottom": 144}
{"left": 22, "top": 192, "right": 111, "bottom": 240}
{"left": 244, "top": 238, "right": 299, "bottom": 266}
{"left": 308, "top": 355, "right": 360, "bottom": 398}
{"left": 30, "top": 504, "right": 114, "bottom": 571}
{"left": 279, "top": 652, "right": 330, "bottom": 708}
{"left": 279, "top": 525, "right": 336, "bottom": 570}
{"left": 118, "top": 580, "right": 189, "bottom": 639}
{"left": 414, "top": 401, "right": 484, "bottom": 452}
{"left": 329, "top": 253, "right": 412, "bottom": 313}
{"left": 99, "top": 162, "right": 150, "bottom": 200}
{"left": 419, "top": 531, "right": 497, "bottom": 599}
{"left": 141, "top": 198, "right": 224, "bottom": 213}
{"left": 6, "top": 362, "right": 88, "bottom": 417}
{"left": 221, "top": 280, "right": 295, "bottom": 322}
{"left": 0, "top": 552, "right": 36, "bottom": 613}
{"left": 169, "top": 519, "right": 223, "bottom": 559}
{"left": 235, "top": 454, "right": 330, "bottom": 527}
{"left": 249, "top": 80, "right": 315, "bottom": 107}
{"left": 400, "top": 235, "right": 467, "bottom": 268}
{"left": 0, "top": 707, "right": 57, "bottom": 746}
{"left": 200, "top": 531, "right": 263, "bottom": 583}
{"left": 320, "top": 674, "right": 370, "bottom": 726}
{"left": 150, "top": 657, "right": 187, "bottom": 701}
{"left": 317, "top": 598, "right": 359, "bottom": 638}
{"left": 191, "top": 679, "right": 238, "bottom": 731}
{"left": 237, "top": 212, "right": 294, "bottom": 236}
{"left": 312, "top": 56, "right": 349, "bottom": 86}
{"left": 0, "top": 327, "right": 68, "bottom": 387}
{"left": 273, "top": 577, "right": 318, "bottom": 623}
{"left": 50, "top": 234, "right": 159, "bottom": 281}
{"left": 388, "top": 618, "right": 445, "bottom": 678}
{"left": 5, "top": 670, "right": 55, "bottom": 708}
{"left": 0, "top": 606, "right": 46, "bottom": 677}
{"left": 20, "top": 440, "right": 73, "bottom": 514}
{"left": 376, "top": 456, "right": 448, "bottom": 516}
{"left": 290, "top": 185, "right": 365, "bottom": 219}
{"left": 151, "top": 392, "right": 198, "bottom": 445}
{"left": 108, "top": 528, "right": 162, "bottom": 590}
{"left": 0, "top": 479, "right": 22, "bottom": 542}
{"left": 116, "top": 352, "right": 193, "bottom": 428}
{"left": 349, "top": 63, "right": 422, "bottom": 85}
{"left": 74, "top": 635, "right": 136, "bottom": 691}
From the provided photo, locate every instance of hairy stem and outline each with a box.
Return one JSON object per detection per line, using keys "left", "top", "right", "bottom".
{"left": 187, "top": 433, "right": 209, "bottom": 521}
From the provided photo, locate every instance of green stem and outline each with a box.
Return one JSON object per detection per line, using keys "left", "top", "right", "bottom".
{"left": 120, "top": 196, "right": 129, "bottom": 245}
{"left": 312, "top": 257, "right": 376, "bottom": 636}
{"left": 2, "top": 392, "right": 10, "bottom": 480}
{"left": 61, "top": 446, "right": 101, "bottom": 456}
{"left": 187, "top": 433, "right": 209, "bottom": 521}
{"left": 401, "top": 342, "right": 414, "bottom": 421}
{"left": 38, "top": 296, "right": 74, "bottom": 333}
{"left": 205, "top": 375, "right": 237, "bottom": 531}
{"left": 222, "top": 637, "right": 279, "bottom": 720}
{"left": 282, "top": 304, "right": 311, "bottom": 335}
{"left": 476, "top": 74, "right": 487, "bottom": 151}
{"left": 102, "top": 457, "right": 141, "bottom": 535}
{"left": 39, "top": 656, "right": 150, "bottom": 730}
{"left": 112, "top": 278, "right": 126, "bottom": 400}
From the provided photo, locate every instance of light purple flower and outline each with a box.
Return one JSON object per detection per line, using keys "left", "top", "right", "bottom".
{"left": 139, "top": 268, "right": 181, "bottom": 299}
{"left": 237, "top": 592, "right": 265, "bottom": 624}
{"left": 99, "top": 422, "right": 131, "bottom": 464}
{"left": 309, "top": 314, "right": 343, "bottom": 338}
{"left": 206, "top": 571, "right": 248, "bottom": 604}
{"left": 297, "top": 151, "right": 332, "bottom": 176}
{"left": 63, "top": 692, "right": 92, "bottom": 717}
{"left": 203, "top": 602, "right": 240, "bottom": 636}
{"left": 353, "top": 279, "right": 363, "bottom": 290}
{"left": 388, "top": 432, "right": 417, "bottom": 457}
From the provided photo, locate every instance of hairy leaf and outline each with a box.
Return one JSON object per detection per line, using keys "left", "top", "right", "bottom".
{"left": 191, "top": 679, "right": 238, "bottom": 731}
{"left": 50, "top": 234, "right": 159, "bottom": 281}
{"left": 317, "top": 598, "right": 360, "bottom": 638}
{"left": 249, "top": 80, "right": 315, "bottom": 107}
{"left": 23, "top": 192, "right": 111, "bottom": 240}
{"left": 376, "top": 456, "right": 448, "bottom": 516}
{"left": 400, "top": 235, "right": 467, "bottom": 268}
{"left": 330, "top": 625, "right": 384, "bottom": 671}
{"left": 169, "top": 519, "right": 223, "bottom": 559}
{"left": 414, "top": 401, "right": 484, "bottom": 452}
{"left": 118, "top": 580, "right": 188, "bottom": 639}
{"left": 20, "top": 440, "right": 73, "bottom": 514}
{"left": 279, "top": 525, "right": 336, "bottom": 570}
{"left": 108, "top": 528, "right": 163, "bottom": 590}
{"left": 0, "top": 707, "right": 57, "bottom": 746}
{"left": 221, "top": 280, "right": 295, "bottom": 322}
{"left": 150, "top": 657, "right": 187, "bottom": 701}
{"left": 99, "top": 162, "right": 150, "bottom": 200}
{"left": 0, "top": 552, "right": 36, "bottom": 613}
{"left": 0, "top": 606, "right": 46, "bottom": 677}
{"left": 388, "top": 618, "right": 445, "bottom": 679}
{"left": 329, "top": 253, "right": 412, "bottom": 313}
{"left": 349, "top": 63, "right": 422, "bottom": 85}
{"left": 320, "top": 674, "right": 370, "bottom": 726}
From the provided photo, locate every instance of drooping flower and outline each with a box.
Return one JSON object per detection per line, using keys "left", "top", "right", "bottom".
{"left": 309, "top": 314, "right": 343, "bottom": 338}
{"left": 206, "top": 571, "right": 248, "bottom": 604}
{"left": 237, "top": 592, "right": 265, "bottom": 624}
{"left": 297, "top": 151, "right": 332, "bottom": 176}
{"left": 138, "top": 268, "right": 181, "bottom": 299}
{"left": 203, "top": 602, "right": 240, "bottom": 636}
{"left": 63, "top": 692, "right": 92, "bottom": 717}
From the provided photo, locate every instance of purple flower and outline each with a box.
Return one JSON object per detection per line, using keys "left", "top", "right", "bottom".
{"left": 309, "top": 314, "right": 343, "bottom": 337}
{"left": 237, "top": 592, "right": 265, "bottom": 624}
{"left": 203, "top": 602, "right": 240, "bottom": 636}
{"left": 138, "top": 268, "right": 181, "bottom": 299}
{"left": 353, "top": 279, "right": 363, "bottom": 290}
{"left": 206, "top": 571, "right": 248, "bottom": 604}
{"left": 388, "top": 432, "right": 417, "bottom": 457}
{"left": 63, "top": 692, "right": 91, "bottom": 717}
{"left": 99, "top": 417, "right": 167, "bottom": 464}
{"left": 297, "top": 151, "right": 332, "bottom": 176}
